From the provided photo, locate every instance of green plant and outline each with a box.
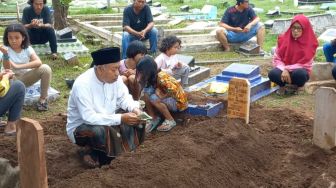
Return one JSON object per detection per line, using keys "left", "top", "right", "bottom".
{"left": 60, "top": 0, "right": 72, "bottom": 6}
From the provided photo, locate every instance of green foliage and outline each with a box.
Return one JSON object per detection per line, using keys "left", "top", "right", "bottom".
{"left": 60, "top": 0, "right": 72, "bottom": 6}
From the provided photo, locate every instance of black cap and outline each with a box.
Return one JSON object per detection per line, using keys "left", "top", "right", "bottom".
{"left": 91, "top": 47, "right": 121, "bottom": 67}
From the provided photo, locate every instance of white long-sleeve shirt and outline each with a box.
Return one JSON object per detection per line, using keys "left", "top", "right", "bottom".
{"left": 66, "top": 68, "right": 139, "bottom": 143}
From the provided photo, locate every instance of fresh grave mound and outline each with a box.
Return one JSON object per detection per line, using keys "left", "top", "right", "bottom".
{"left": 187, "top": 91, "right": 227, "bottom": 105}
{"left": 1, "top": 105, "right": 335, "bottom": 187}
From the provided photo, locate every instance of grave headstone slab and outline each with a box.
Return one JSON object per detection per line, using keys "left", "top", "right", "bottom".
{"left": 313, "top": 87, "right": 336, "bottom": 149}
{"left": 63, "top": 52, "right": 79, "bottom": 65}
{"left": 266, "top": 10, "right": 280, "bottom": 17}
{"left": 264, "top": 20, "right": 274, "bottom": 29}
{"left": 227, "top": 78, "right": 250, "bottom": 124}
{"left": 180, "top": 5, "right": 190, "bottom": 12}
{"left": 239, "top": 41, "right": 260, "bottom": 54}
{"left": 153, "top": 2, "right": 161, "bottom": 7}
{"left": 56, "top": 27, "right": 72, "bottom": 39}
{"left": 17, "top": 118, "right": 48, "bottom": 188}
{"left": 318, "top": 28, "right": 336, "bottom": 42}
{"left": 146, "top": 0, "right": 152, "bottom": 6}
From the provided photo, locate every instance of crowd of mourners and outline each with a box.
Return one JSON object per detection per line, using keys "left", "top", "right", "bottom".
{"left": 1, "top": 0, "right": 336, "bottom": 168}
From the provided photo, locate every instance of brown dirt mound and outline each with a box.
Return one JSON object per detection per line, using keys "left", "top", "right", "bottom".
{"left": 1, "top": 105, "right": 335, "bottom": 187}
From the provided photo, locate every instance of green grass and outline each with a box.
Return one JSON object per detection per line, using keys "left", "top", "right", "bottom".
{"left": 69, "top": 7, "right": 118, "bottom": 15}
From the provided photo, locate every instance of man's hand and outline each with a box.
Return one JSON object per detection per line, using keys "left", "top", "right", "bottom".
{"left": 281, "top": 69, "right": 291, "bottom": 84}
{"left": 121, "top": 112, "right": 140, "bottom": 126}
{"left": 132, "top": 108, "right": 142, "bottom": 116}
{"left": 243, "top": 24, "right": 252, "bottom": 33}
{"left": 0, "top": 45, "right": 8, "bottom": 54}
{"left": 234, "top": 27, "right": 244, "bottom": 32}
{"left": 31, "top": 19, "right": 40, "bottom": 28}
{"left": 139, "top": 30, "right": 146, "bottom": 39}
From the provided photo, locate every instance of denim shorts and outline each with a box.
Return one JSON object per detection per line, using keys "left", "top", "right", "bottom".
{"left": 225, "top": 22, "right": 262, "bottom": 43}
{"left": 143, "top": 86, "right": 178, "bottom": 112}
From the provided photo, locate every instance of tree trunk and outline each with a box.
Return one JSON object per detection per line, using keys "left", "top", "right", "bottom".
{"left": 52, "top": 0, "right": 69, "bottom": 30}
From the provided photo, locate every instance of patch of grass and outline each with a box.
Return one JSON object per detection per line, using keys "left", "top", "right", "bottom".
{"left": 185, "top": 51, "right": 240, "bottom": 61}
{"left": 256, "top": 92, "right": 315, "bottom": 116}
{"left": 69, "top": 7, "right": 118, "bottom": 15}
{"left": 263, "top": 31, "right": 277, "bottom": 52}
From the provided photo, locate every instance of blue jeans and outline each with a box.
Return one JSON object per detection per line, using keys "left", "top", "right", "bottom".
{"left": 226, "top": 22, "right": 262, "bottom": 43}
{"left": 121, "top": 27, "right": 158, "bottom": 59}
{"left": 0, "top": 80, "right": 25, "bottom": 121}
{"left": 323, "top": 42, "right": 336, "bottom": 63}
{"left": 268, "top": 68, "right": 309, "bottom": 87}
{"left": 28, "top": 27, "right": 58, "bottom": 53}
{"left": 332, "top": 66, "right": 336, "bottom": 80}
{"left": 143, "top": 86, "right": 178, "bottom": 112}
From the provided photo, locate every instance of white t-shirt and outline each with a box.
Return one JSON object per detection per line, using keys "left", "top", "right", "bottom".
{"left": 155, "top": 53, "right": 179, "bottom": 75}
{"left": 7, "top": 46, "right": 35, "bottom": 75}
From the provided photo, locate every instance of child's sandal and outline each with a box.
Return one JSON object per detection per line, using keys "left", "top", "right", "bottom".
{"left": 157, "top": 119, "right": 176, "bottom": 132}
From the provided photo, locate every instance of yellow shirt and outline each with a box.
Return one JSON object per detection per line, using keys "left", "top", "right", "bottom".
{"left": 0, "top": 77, "right": 10, "bottom": 97}
{"left": 157, "top": 71, "right": 188, "bottom": 111}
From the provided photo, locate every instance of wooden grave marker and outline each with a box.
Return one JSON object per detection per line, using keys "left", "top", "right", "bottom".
{"left": 313, "top": 87, "right": 336, "bottom": 150}
{"left": 17, "top": 118, "right": 48, "bottom": 188}
{"left": 227, "top": 78, "right": 251, "bottom": 124}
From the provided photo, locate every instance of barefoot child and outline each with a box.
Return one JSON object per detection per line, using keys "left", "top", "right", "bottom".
{"left": 0, "top": 23, "right": 52, "bottom": 111}
{"left": 155, "top": 35, "right": 190, "bottom": 88}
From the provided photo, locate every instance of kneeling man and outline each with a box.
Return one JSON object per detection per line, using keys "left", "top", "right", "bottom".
{"left": 66, "top": 47, "right": 145, "bottom": 168}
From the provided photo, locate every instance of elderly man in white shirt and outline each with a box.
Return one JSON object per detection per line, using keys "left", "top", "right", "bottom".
{"left": 66, "top": 47, "right": 145, "bottom": 168}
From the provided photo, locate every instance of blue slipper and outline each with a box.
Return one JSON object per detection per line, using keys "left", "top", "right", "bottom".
{"left": 145, "top": 117, "right": 162, "bottom": 133}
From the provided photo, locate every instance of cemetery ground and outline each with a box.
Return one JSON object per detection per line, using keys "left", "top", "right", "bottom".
{"left": 1, "top": 54, "right": 326, "bottom": 187}
{"left": 1, "top": 0, "right": 335, "bottom": 186}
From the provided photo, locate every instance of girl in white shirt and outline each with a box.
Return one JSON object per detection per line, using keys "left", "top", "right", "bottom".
{"left": 155, "top": 35, "right": 190, "bottom": 88}
{"left": 0, "top": 23, "right": 52, "bottom": 111}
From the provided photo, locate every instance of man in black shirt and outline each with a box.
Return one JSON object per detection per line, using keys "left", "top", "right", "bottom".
{"left": 216, "top": 0, "right": 265, "bottom": 52}
{"left": 22, "top": 0, "right": 58, "bottom": 59}
{"left": 122, "top": 0, "right": 158, "bottom": 59}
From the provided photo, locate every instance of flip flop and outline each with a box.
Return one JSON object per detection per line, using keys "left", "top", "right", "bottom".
{"left": 157, "top": 119, "right": 176, "bottom": 132}
{"left": 145, "top": 117, "right": 162, "bottom": 133}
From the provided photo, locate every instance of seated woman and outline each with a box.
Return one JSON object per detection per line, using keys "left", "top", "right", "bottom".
{"left": 268, "top": 14, "right": 318, "bottom": 95}
{"left": 136, "top": 55, "right": 188, "bottom": 132}
{"left": 1, "top": 23, "right": 52, "bottom": 111}
{"left": 0, "top": 66, "right": 25, "bottom": 135}
{"left": 119, "top": 40, "right": 147, "bottom": 99}
{"left": 155, "top": 35, "right": 190, "bottom": 88}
